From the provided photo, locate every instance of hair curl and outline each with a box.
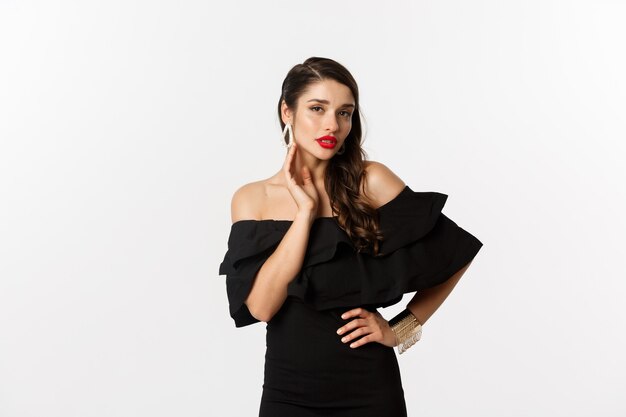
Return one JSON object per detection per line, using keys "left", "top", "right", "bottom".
{"left": 277, "top": 57, "right": 384, "bottom": 255}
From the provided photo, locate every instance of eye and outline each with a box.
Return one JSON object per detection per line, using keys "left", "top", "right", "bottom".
{"left": 311, "top": 106, "right": 323, "bottom": 112}
{"left": 340, "top": 110, "right": 352, "bottom": 118}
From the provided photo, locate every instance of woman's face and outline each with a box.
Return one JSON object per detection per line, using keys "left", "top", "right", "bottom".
{"left": 283, "top": 78, "right": 355, "bottom": 160}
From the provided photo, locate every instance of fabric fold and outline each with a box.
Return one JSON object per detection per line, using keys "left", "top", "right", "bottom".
{"left": 218, "top": 185, "right": 483, "bottom": 327}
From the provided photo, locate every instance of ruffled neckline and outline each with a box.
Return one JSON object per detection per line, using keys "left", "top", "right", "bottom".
{"left": 231, "top": 215, "right": 337, "bottom": 226}
{"left": 218, "top": 184, "right": 484, "bottom": 327}
{"left": 221, "top": 185, "right": 448, "bottom": 271}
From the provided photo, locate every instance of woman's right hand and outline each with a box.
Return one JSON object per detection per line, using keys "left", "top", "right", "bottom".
{"left": 283, "top": 142, "right": 319, "bottom": 218}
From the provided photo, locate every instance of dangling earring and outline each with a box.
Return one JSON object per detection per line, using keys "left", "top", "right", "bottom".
{"left": 282, "top": 123, "right": 294, "bottom": 149}
{"left": 336, "top": 142, "right": 346, "bottom": 155}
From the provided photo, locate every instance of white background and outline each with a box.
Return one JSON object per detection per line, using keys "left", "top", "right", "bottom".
{"left": 1, "top": 1, "right": 625, "bottom": 416}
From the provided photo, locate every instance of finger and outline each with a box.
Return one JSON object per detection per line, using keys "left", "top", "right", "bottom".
{"left": 340, "top": 326, "right": 366, "bottom": 344}
{"left": 336, "top": 318, "right": 366, "bottom": 335}
{"left": 341, "top": 308, "right": 368, "bottom": 320}
{"left": 284, "top": 141, "right": 296, "bottom": 164}
{"left": 283, "top": 144, "right": 297, "bottom": 183}
{"left": 349, "top": 334, "right": 372, "bottom": 349}
{"left": 283, "top": 142, "right": 296, "bottom": 171}
{"left": 301, "top": 165, "right": 312, "bottom": 186}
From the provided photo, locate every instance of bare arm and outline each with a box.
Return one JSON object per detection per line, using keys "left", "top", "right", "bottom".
{"left": 406, "top": 260, "right": 473, "bottom": 325}
{"left": 231, "top": 143, "right": 319, "bottom": 323}
{"left": 363, "top": 161, "right": 474, "bottom": 326}
{"left": 336, "top": 161, "right": 476, "bottom": 349}
{"left": 244, "top": 211, "right": 314, "bottom": 322}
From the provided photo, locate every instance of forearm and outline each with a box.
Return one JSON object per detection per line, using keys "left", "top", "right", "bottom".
{"left": 405, "top": 261, "right": 473, "bottom": 325}
{"left": 245, "top": 211, "right": 314, "bottom": 322}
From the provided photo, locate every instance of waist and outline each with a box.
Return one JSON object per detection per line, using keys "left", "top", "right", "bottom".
{"left": 265, "top": 297, "right": 394, "bottom": 367}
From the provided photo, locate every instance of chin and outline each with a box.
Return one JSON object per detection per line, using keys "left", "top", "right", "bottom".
{"left": 317, "top": 151, "right": 338, "bottom": 160}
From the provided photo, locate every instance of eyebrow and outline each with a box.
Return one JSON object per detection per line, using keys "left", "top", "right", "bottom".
{"left": 306, "top": 98, "right": 355, "bottom": 108}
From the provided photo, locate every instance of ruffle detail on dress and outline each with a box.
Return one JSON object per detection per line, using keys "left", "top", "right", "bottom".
{"left": 218, "top": 185, "right": 483, "bottom": 327}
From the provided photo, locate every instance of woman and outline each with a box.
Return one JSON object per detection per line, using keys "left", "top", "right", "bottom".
{"left": 218, "top": 57, "right": 483, "bottom": 417}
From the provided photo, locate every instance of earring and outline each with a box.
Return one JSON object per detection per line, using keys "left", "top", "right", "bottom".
{"left": 336, "top": 142, "right": 346, "bottom": 155}
{"left": 282, "top": 123, "right": 294, "bottom": 148}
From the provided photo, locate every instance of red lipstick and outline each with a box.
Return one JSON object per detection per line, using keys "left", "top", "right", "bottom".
{"left": 315, "top": 135, "right": 337, "bottom": 149}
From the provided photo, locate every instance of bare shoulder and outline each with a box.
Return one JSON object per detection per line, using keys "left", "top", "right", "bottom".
{"left": 362, "top": 160, "right": 406, "bottom": 208}
{"left": 230, "top": 181, "right": 266, "bottom": 223}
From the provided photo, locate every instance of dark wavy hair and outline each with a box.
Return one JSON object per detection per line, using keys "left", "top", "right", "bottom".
{"left": 277, "top": 57, "right": 383, "bottom": 255}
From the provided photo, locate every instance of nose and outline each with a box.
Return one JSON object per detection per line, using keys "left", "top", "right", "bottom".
{"left": 325, "top": 113, "right": 339, "bottom": 133}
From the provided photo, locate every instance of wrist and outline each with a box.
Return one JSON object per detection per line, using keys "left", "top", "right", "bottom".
{"left": 295, "top": 210, "right": 316, "bottom": 225}
{"left": 389, "top": 309, "right": 422, "bottom": 354}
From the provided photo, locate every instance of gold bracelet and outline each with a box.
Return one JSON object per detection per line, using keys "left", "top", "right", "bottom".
{"left": 389, "top": 309, "right": 422, "bottom": 354}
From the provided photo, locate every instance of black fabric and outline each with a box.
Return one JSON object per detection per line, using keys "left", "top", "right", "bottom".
{"left": 217, "top": 185, "right": 483, "bottom": 416}
{"left": 259, "top": 297, "right": 408, "bottom": 417}
{"left": 218, "top": 185, "right": 483, "bottom": 328}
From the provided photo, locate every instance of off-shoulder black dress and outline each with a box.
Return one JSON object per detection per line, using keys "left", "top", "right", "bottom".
{"left": 218, "top": 185, "right": 483, "bottom": 417}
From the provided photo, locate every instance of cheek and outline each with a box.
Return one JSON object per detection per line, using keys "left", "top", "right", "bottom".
{"left": 296, "top": 113, "right": 315, "bottom": 128}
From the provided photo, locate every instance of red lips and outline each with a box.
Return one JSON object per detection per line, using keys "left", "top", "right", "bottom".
{"left": 315, "top": 136, "right": 337, "bottom": 149}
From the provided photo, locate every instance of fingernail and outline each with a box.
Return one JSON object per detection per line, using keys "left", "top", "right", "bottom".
{"left": 342, "top": 337, "right": 347, "bottom": 342}
{"left": 337, "top": 329, "right": 342, "bottom": 334}
{"left": 341, "top": 314, "right": 346, "bottom": 319}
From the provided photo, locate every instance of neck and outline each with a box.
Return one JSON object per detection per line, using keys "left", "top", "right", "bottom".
{"left": 294, "top": 151, "right": 329, "bottom": 186}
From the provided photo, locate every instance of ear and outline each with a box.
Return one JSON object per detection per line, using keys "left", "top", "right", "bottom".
{"left": 281, "top": 100, "right": 293, "bottom": 125}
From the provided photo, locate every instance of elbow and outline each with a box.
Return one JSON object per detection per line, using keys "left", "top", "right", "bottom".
{"left": 246, "top": 300, "right": 274, "bottom": 323}
{"left": 255, "top": 311, "right": 273, "bottom": 323}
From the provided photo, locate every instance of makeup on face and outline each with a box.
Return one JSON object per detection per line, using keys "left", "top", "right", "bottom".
{"left": 315, "top": 135, "right": 337, "bottom": 149}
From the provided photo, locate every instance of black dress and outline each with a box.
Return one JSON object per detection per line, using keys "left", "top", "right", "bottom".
{"left": 218, "top": 185, "right": 483, "bottom": 416}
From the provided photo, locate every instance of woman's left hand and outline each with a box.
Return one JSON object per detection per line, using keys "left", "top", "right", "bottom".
{"left": 336, "top": 308, "right": 397, "bottom": 349}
